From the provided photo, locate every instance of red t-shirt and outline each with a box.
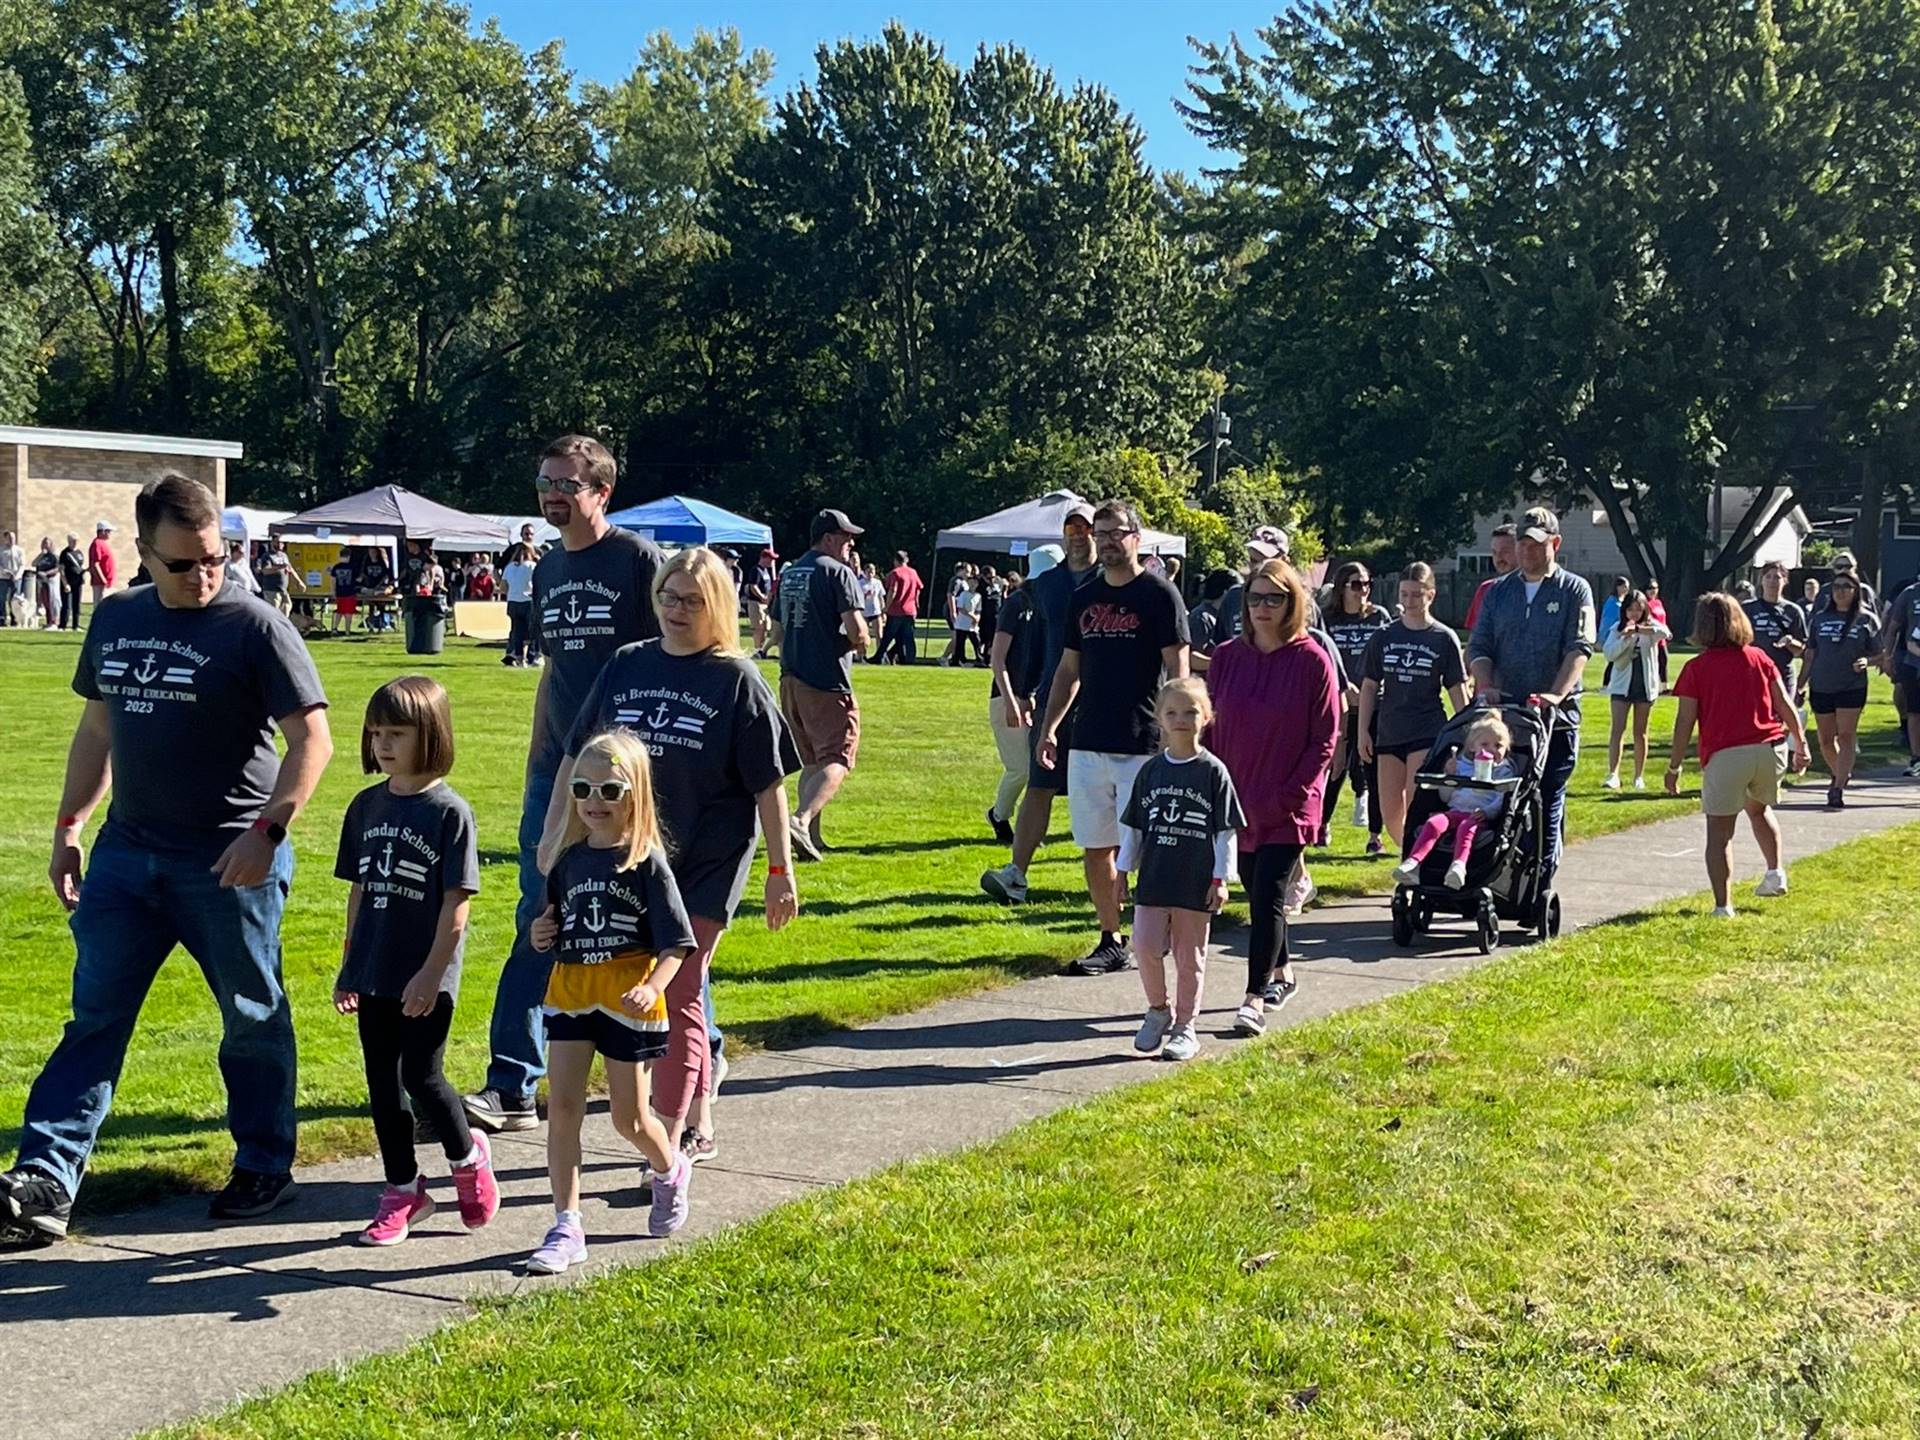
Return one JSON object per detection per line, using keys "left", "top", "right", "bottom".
{"left": 1672, "top": 645, "right": 1784, "bottom": 764}
{"left": 886, "top": 565, "right": 922, "bottom": 618}
{"left": 88, "top": 536, "right": 116, "bottom": 585}
{"left": 1463, "top": 574, "right": 1496, "bottom": 632}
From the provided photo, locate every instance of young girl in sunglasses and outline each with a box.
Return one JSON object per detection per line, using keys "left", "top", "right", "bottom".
{"left": 526, "top": 729, "right": 696, "bottom": 1273}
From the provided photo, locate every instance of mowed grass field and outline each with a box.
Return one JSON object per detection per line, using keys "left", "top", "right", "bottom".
{"left": 0, "top": 625, "right": 1906, "bottom": 1211}
{"left": 163, "top": 824, "right": 1920, "bottom": 1439}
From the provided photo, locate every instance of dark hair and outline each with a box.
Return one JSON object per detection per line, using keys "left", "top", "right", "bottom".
{"left": 1202, "top": 568, "right": 1235, "bottom": 602}
{"left": 134, "top": 473, "right": 219, "bottom": 543}
{"left": 363, "top": 675, "right": 457, "bottom": 777}
{"left": 1689, "top": 592, "right": 1754, "bottom": 649}
{"left": 1331, "top": 560, "right": 1374, "bottom": 615}
{"left": 894, "top": 550, "right": 909, "bottom": 564}
{"left": 1619, "top": 588, "right": 1649, "bottom": 624}
{"left": 1828, "top": 574, "right": 1863, "bottom": 614}
{"left": 1613, "top": 575, "right": 1629, "bottom": 590}
{"left": 1491, "top": 523, "right": 1516, "bottom": 539}
{"left": 1092, "top": 498, "right": 1141, "bottom": 533}
{"left": 541, "top": 433, "right": 616, "bottom": 492}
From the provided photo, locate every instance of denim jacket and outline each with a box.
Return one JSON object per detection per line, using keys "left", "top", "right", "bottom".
{"left": 1466, "top": 567, "right": 1596, "bottom": 722}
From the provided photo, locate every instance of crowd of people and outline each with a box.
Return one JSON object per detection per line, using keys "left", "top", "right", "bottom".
{"left": 0, "top": 524, "right": 117, "bottom": 629}
{"left": 3, "top": 451, "right": 1914, "bottom": 1263}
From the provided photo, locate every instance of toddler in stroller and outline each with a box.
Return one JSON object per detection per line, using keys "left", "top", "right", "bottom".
{"left": 1391, "top": 712, "right": 1517, "bottom": 891}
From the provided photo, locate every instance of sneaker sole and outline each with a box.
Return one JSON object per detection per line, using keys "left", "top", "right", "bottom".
{"left": 525, "top": 1248, "right": 586, "bottom": 1276}
{"left": 209, "top": 1183, "right": 298, "bottom": 1221}
{"left": 2, "top": 1206, "right": 68, "bottom": 1241}
{"left": 1233, "top": 1018, "right": 1265, "bottom": 1037}
{"left": 462, "top": 1103, "right": 539, "bottom": 1133}
{"left": 980, "top": 875, "right": 1027, "bottom": 905}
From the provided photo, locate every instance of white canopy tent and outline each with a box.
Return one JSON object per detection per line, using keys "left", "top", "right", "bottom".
{"left": 220, "top": 506, "right": 292, "bottom": 543}
{"left": 935, "top": 489, "right": 1187, "bottom": 557}
{"left": 483, "top": 514, "right": 561, "bottom": 548}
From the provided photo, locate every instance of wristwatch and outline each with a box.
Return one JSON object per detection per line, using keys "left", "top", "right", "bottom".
{"left": 251, "top": 817, "right": 288, "bottom": 845}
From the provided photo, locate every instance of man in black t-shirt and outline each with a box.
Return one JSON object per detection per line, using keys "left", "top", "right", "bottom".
{"left": 2, "top": 475, "right": 333, "bottom": 1243}
{"left": 772, "top": 509, "right": 868, "bottom": 862}
{"left": 1034, "top": 499, "right": 1190, "bottom": 974}
{"left": 1742, "top": 560, "right": 1809, "bottom": 701}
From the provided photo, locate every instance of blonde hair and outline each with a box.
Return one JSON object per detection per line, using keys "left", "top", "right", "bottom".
{"left": 1464, "top": 712, "right": 1510, "bottom": 755}
{"left": 1241, "top": 557, "right": 1311, "bottom": 644}
{"left": 1154, "top": 675, "right": 1213, "bottom": 729}
{"left": 653, "top": 547, "right": 743, "bottom": 656}
{"left": 560, "top": 730, "right": 665, "bottom": 871}
{"left": 362, "top": 675, "right": 455, "bottom": 777}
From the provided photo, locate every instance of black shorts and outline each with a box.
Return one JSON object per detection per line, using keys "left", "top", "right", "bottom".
{"left": 1810, "top": 685, "right": 1869, "bottom": 717}
{"left": 1902, "top": 672, "right": 1920, "bottom": 713}
{"left": 1028, "top": 711, "right": 1071, "bottom": 793}
{"left": 543, "top": 1009, "right": 666, "bottom": 1064}
{"left": 1375, "top": 737, "right": 1431, "bottom": 762}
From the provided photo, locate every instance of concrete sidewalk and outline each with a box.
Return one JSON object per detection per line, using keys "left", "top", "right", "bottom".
{"left": 7, "top": 773, "right": 1919, "bottom": 1439}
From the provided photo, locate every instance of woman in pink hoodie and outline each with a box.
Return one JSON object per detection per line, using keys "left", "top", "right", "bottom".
{"left": 1205, "top": 557, "right": 1338, "bottom": 1037}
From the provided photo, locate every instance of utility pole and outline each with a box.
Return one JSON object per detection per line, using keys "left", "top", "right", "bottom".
{"left": 1208, "top": 402, "right": 1230, "bottom": 500}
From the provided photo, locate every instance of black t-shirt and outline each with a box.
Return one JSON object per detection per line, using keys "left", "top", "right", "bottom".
{"left": 1122, "top": 750, "right": 1245, "bottom": 911}
{"left": 531, "top": 528, "right": 664, "bottom": 769}
{"left": 330, "top": 562, "right": 358, "bottom": 599}
{"left": 59, "top": 547, "right": 85, "bottom": 583}
{"left": 1187, "top": 601, "right": 1221, "bottom": 657}
{"left": 1324, "top": 609, "right": 1390, "bottom": 684}
{"left": 334, "top": 782, "right": 480, "bottom": 999}
{"left": 993, "top": 589, "right": 1038, "bottom": 700}
{"left": 775, "top": 549, "right": 863, "bottom": 693}
{"left": 568, "top": 641, "right": 800, "bottom": 922}
{"left": 1029, "top": 562, "right": 1098, "bottom": 723}
{"left": 544, "top": 842, "right": 696, "bottom": 966}
{"left": 1364, "top": 620, "right": 1465, "bottom": 748}
{"left": 1742, "top": 598, "right": 1808, "bottom": 686}
{"left": 1063, "top": 569, "right": 1189, "bottom": 754}
{"left": 73, "top": 584, "right": 329, "bottom": 852}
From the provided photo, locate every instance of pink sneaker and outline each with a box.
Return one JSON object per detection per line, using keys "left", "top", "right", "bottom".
{"left": 450, "top": 1131, "right": 499, "bottom": 1231}
{"left": 358, "top": 1179, "right": 433, "bottom": 1246}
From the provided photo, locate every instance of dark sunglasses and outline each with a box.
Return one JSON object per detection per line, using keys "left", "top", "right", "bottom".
{"left": 1247, "top": 592, "right": 1290, "bottom": 609}
{"left": 1343, "top": 579, "right": 1369, "bottom": 589}
{"left": 570, "top": 778, "right": 632, "bottom": 801}
{"left": 535, "top": 475, "right": 594, "bottom": 495}
{"left": 144, "top": 547, "right": 227, "bottom": 575}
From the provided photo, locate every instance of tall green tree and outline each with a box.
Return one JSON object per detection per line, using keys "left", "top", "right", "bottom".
{"left": 0, "top": 66, "right": 57, "bottom": 422}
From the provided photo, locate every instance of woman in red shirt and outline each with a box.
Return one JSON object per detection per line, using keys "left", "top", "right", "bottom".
{"left": 1206, "top": 558, "right": 1338, "bottom": 1035}
{"left": 1665, "top": 592, "right": 1810, "bottom": 917}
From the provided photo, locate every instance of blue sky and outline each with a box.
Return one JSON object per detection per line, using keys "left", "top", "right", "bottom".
{"left": 479, "top": 0, "right": 1283, "bottom": 177}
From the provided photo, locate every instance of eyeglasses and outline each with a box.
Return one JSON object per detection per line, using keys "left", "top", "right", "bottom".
{"left": 142, "top": 545, "right": 227, "bottom": 576}
{"left": 570, "top": 778, "right": 632, "bottom": 801}
{"left": 1092, "top": 527, "right": 1139, "bottom": 541}
{"left": 1343, "top": 579, "right": 1368, "bottom": 590}
{"left": 535, "top": 476, "right": 593, "bottom": 495}
{"left": 1247, "top": 592, "right": 1289, "bottom": 609}
{"left": 658, "top": 590, "right": 706, "bottom": 611}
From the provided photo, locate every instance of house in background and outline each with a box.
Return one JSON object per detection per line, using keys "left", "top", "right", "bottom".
{"left": 0, "top": 425, "right": 241, "bottom": 583}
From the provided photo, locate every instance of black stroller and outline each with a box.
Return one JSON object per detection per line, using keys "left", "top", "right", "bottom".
{"left": 1388, "top": 701, "right": 1565, "bottom": 954}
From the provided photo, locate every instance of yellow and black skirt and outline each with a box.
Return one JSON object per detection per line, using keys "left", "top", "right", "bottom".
{"left": 543, "top": 953, "right": 670, "bottom": 1063}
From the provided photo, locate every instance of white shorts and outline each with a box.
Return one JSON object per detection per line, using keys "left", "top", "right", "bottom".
{"left": 1067, "top": 751, "right": 1150, "bottom": 851}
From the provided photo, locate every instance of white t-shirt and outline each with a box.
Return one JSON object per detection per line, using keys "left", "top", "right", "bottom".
{"left": 861, "top": 575, "right": 886, "bottom": 616}
{"left": 954, "top": 587, "right": 980, "bottom": 632}
{"left": 0, "top": 544, "right": 22, "bottom": 580}
{"left": 503, "top": 559, "right": 535, "bottom": 604}
{"left": 1524, "top": 578, "right": 1543, "bottom": 604}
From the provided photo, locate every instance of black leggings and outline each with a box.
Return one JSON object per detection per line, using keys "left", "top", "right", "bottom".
{"left": 1242, "top": 842, "right": 1306, "bottom": 994}
{"left": 357, "top": 993, "right": 472, "bottom": 1187}
{"left": 1322, "top": 715, "right": 1381, "bottom": 838}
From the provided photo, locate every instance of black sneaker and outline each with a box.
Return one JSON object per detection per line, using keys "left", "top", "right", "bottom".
{"left": 987, "top": 806, "right": 1014, "bottom": 846}
{"left": 787, "top": 818, "right": 823, "bottom": 864}
{"left": 1825, "top": 784, "right": 1844, "bottom": 811}
{"left": 208, "top": 1168, "right": 296, "bottom": 1221}
{"left": 0, "top": 1165, "right": 72, "bottom": 1242}
{"left": 1262, "top": 975, "right": 1300, "bottom": 1012}
{"left": 1071, "top": 936, "right": 1133, "bottom": 976}
{"left": 462, "top": 1088, "right": 539, "bottom": 1133}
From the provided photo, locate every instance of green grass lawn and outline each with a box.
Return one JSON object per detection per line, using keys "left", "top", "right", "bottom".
{"left": 161, "top": 824, "right": 1920, "bottom": 1439}
{"left": 0, "top": 627, "right": 1906, "bottom": 1212}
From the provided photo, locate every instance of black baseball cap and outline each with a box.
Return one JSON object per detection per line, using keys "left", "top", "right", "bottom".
{"left": 811, "top": 508, "right": 865, "bottom": 542}
{"left": 1519, "top": 506, "right": 1560, "bottom": 542}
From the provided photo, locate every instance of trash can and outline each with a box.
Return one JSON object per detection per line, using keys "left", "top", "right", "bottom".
{"left": 404, "top": 594, "right": 448, "bottom": 655}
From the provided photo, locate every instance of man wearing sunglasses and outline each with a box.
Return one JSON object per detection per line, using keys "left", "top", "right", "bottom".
{"left": 463, "top": 434, "right": 663, "bottom": 1137}
{"left": 2, "top": 474, "right": 332, "bottom": 1245}
{"left": 1033, "top": 498, "right": 1190, "bottom": 974}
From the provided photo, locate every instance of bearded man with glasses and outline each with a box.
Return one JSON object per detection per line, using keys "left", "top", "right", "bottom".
{"left": 462, "top": 434, "right": 663, "bottom": 1136}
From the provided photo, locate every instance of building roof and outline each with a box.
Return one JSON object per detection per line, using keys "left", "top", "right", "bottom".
{"left": 0, "top": 424, "right": 243, "bottom": 461}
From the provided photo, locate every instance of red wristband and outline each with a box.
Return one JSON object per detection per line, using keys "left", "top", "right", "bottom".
{"left": 56, "top": 815, "right": 80, "bottom": 831}
{"left": 768, "top": 864, "right": 788, "bottom": 877}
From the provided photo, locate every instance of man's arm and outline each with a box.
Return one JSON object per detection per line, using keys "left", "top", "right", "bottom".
{"left": 49, "top": 700, "right": 114, "bottom": 910}
{"left": 841, "top": 607, "right": 869, "bottom": 652}
{"left": 536, "top": 754, "right": 576, "bottom": 876}
{"left": 211, "top": 705, "right": 334, "bottom": 888}
{"left": 1161, "top": 641, "right": 1189, "bottom": 681}
{"left": 1539, "top": 648, "right": 1588, "bottom": 707}
{"left": 989, "top": 628, "right": 1026, "bottom": 726}
{"left": 1036, "top": 649, "right": 1082, "bottom": 765}
{"left": 525, "top": 666, "right": 553, "bottom": 783}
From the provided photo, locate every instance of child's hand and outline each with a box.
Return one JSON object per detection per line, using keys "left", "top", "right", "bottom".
{"left": 333, "top": 989, "right": 358, "bottom": 1015}
{"left": 400, "top": 968, "right": 439, "bottom": 1018}
{"left": 530, "top": 904, "right": 559, "bottom": 952}
{"left": 1206, "top": 879, "right": 1228, "bottom": 914}
{"left": 620, "top": 982, "right": 659, "bottom": 1018}
{"left": 766, "top": 870, "right": 799, "bottom": 931}
{"left": 1853, "top": 655, "right": 1870, "bottom": 672}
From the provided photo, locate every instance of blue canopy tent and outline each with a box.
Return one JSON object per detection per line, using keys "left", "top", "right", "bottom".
{"left": 606, "top": 496, "right": 773, "bottom": 548}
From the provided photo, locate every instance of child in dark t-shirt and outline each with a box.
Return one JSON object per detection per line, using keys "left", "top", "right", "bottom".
{"left": 1118, "top": 679, "right": 1245, "bottom": 1062}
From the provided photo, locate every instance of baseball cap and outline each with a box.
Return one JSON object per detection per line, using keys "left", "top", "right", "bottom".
{"left": 96, "top": 520, "right": 114, "bottom": 532}
{"left": 1833, "top": 551, "right": 1857, "bottom": 570}
{"left": 810, "top": 508, "right": 865, "bottom": 542}
{"left": 1519, "top": 506, "right": 1560, "bottom": 542}
{"left": 1061, "top": 499, "right": 1096, "bottom": 527}
{"left": 1027, "top": 543, "right": 1063, "bottom": 578}
{"left": 1246, "top": 524, "right": 1289, "bottom": 560}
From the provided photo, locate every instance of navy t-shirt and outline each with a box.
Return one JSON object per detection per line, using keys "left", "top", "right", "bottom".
{"left": 544, "top": 843, "right": 696, "bottom": 966}
{"left": 334, "top": 782, "right": 480, "bottom": 998}
{"left": 531, "top": 528, "right": 664, "bottom": 769}
{"left": 775, "top": 549, "right": 864, "bottom": 693}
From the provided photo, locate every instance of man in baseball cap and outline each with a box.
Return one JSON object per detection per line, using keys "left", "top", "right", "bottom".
{"left": 773, "top": 508, "right": 870, "bottom": 860}
{"left": 1466, "top": 504, "right": 1595, "bottom": 880}
{"left": 1212, "top": 525, "right": 1292, "bottom": 647}
{"left": 87, "top": 520, "right": 118, "bottom": 605}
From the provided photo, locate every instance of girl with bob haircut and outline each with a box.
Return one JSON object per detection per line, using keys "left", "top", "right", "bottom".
{"left": 334, "top": 675, "right": 496, "bottom": 1246}
{"left": 528, "top": 729, "right": 699, "bottom": 1272}
{"left": 1666, "top": 592, "right": 1810, "bottom": 916}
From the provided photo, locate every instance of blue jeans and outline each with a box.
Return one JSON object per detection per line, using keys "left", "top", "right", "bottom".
{"left": 484, "top": 765, "right": 558, "bottom": 1100}
{"left": 16, "top": 830, "right": 297, "bottom": 1199}
{"left": 1540, "top": 721, "right": 1580, "bottom": 881}
{"left": 704, "top": 974, "right": 723, "bottom": 1058}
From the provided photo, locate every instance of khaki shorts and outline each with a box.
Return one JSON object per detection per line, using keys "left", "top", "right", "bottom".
{"left": 780, "top": 674, "right": 860, "bottom": 769}
{"left": 1700, "top": 742, "right": 1782, "bottom": 817}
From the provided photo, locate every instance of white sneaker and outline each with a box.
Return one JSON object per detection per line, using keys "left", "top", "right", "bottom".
{"left": 1711, "top": 905, "right": 1737, "bottom": 919}
{"left": 1133, "top": 1007, "right": 1173, "bottom": 1053}
{"left": 979, "top": 863, "right": 1028, "bottom": 904}
{"left": 1162, "top": 1024, "right": 1200, "bottom": 1062}
{"left": 1391, "top": 857, "right": 1421, "bottom": 886}
{"left": 1603, "top": 772, "right": 1620, "bottom": 791}
{"left": 1754, "top": 869, "right": 1788, "bottom": 898}
{"left": 1633, "top": 775, "right": 1647, "bottom": 791}
{"left": 1443, "top": 859, "right": 1468, "bottom": 890}
{"left": 1905, "top": 757, "right": 1920, "bottom": 779}
{"left": 1351, "top": 793, "right": 1370, "bottom": 828}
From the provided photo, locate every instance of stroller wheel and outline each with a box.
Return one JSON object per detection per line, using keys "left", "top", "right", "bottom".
{"left": 1412, "top": 897, "right": 1433, "bottom": 934}
{"left": 1475, "top": 898, "right": 1499, "bottom": 955}
{"left": 1391, "top": 890, "right": 1416, "bottom": 947}
{"left": 1534, "top": 889, "right": 1562, "bottom": 941}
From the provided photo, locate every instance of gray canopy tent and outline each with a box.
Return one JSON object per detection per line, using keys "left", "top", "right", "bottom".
{"left": 271, "top": 485, "right": 511, "bottom": 553}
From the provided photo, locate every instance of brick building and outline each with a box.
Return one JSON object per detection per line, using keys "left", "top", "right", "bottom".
{"left": 0, "top": 425, "right": 242, "bottom": 586}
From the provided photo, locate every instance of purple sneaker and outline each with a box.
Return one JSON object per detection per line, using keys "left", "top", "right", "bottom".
{"left": 648, "top": 1154, "right": 692, "bottom": 1238}
{"left": 526, "top": 1219, "right": 587, "bottom": 1275}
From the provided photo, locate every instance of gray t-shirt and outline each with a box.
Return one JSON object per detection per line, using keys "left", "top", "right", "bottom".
{"left": 73, "top": 583, "right": 328, "bottom": 853}
{"left": 1742, "top": 598, "right": 1808, "bottom": 688}
{"left": 1364, "top": 620, "right": 1465, "bottom": 749}
{"left": 775, "top": 549, "right": 863, "bottom": 693}
{"left": 544, "top": 842, "right": 696, "bottom": 966}
{"left": 531, "top": 528, "right": 664, "bottom": 769}
{"left": 568, "top": 641, "right": 801, "bottom": 922}
{"left": 1806, "top": 607, "right": 1881, "bottom": 693}
{"left": 333, "top": 782, "right": 480, "bottom": 999}
{"left": 1121, "top": 750, "right": 1245, "bottom": 912}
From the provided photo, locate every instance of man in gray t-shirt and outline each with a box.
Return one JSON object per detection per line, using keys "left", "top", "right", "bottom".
{"left": 771, "top": 509, "right": 870, "bottom": 862}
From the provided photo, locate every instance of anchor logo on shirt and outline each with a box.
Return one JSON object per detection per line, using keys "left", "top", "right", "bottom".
{"left": 647, "top": 701, "right": 671, "bottom": 729}
{"left": 377, "top": 841, "right": 394, "bottom": 878}
{"left": 133, "top": 654, "right": 159, "bottom": 685}
{"left": 564, "top": 595, "right": 583, "bottom": 625}
{"left": 583, "top": 896, "right": 606, "bottom": 933}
